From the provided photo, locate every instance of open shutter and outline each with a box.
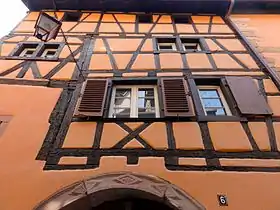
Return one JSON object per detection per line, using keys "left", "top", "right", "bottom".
{"left": 226, "top": 76, "right": 272, "bottom": 115}
{"left": 77, "top": 79, "right": 109, "bottom": 116}
{"left": 160, "top": 78, "right": 194, "bottom": 117}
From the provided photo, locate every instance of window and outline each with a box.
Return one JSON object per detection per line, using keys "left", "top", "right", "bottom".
{"left": 109, "top": 85, "right": 160, "bottom": 118}
{"left": 138, "top": 14, "right": 153, "bottom": 23}
{"left": 76, "top": 78, "right": 195, "bottom": 118}
{"left": 62, "top": 12, "right": 82, "bottom": 22}
{"left": 198, "top": 86, "right": 231, "bottom": 116}
{"left": 19, "top": 48, "right": 37, "bottom": 57}
{"left": 12, "top": 43, "right": 39, "bottom": 57}
{"left": 39, "top": 44, "right": 60, "bottom": 58}
{"left": 157, "top": 38, "right": 177, "bottom": 51}
{"left": 173, "top": 15, "right": 191, "bottom": 24}
{"left": 11, "top": 42, "right": 62, "bottom": 59}
{"left": 41, "top": 49, "right": 57, "bottom": 58}
{"left": 181, "top": 38, "right": 201, "bottom": 51}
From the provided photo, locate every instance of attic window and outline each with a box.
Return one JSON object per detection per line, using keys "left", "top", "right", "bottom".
{"left": 62, "top": 12, "right": 82, "bottom": 22}
{"left": 13, "top": 43, "right": 39, "bottom": 57}
{"left": 157, "top": 38, "right": 177, "bottom": 51}
{"left": 11, "top": 42, "right": 63, "bottom": 59}
{"left": 181, "top": 38, "right": 201, "bottom": 51}
{"left": 138, "top": 14, "right": 153, "bottom": 23}
{"left": 39, "top": 44, "right": 60, "bottom": 58}
{"left": 173, "top": 15, "right": 191, "bottom": 24}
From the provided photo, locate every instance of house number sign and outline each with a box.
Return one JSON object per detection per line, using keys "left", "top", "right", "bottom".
{"left": 218, "top": 194, "right": 228, "bottom": 206}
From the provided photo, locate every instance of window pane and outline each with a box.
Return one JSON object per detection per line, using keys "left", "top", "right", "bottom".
{"left": 115, "top": 88, "right": 131, "bottom": 97}
{"left": 137, "top": 88, "right": 156, "bottom": 118}
{"left": 202, "top": 98, "right": 223, "bottom": 108}
{"left": 138, "top": 88, "right": 154, "bottom": 98}
{"left": 113, "top": 108, "right": 131, "bottom": 118}
{"left": 199, "top": 90, "right": 219, "bottom": 98}
{"left": 114, "top": 98, "right": 131, "bottom": 108}
{"left": 138, "top": 98, "right": 155, "bottom": 109}
{"left": 206, "top": 108, "right": 225, "bottom": 116}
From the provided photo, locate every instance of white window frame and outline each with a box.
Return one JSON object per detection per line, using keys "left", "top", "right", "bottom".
{"left": 158, "top": 42, "right": 177, "bottom": 51}
{"left": 198, "top": 86, "right": 232, "bottom": 116}
{"left": 109, "top": 85, "right": 160, "bottom": 118}
{"left": 41, "top": 48, "right": 57, "bottom": 58}
{"left": 19, "top": 48, "right": 36, "bottom": 57}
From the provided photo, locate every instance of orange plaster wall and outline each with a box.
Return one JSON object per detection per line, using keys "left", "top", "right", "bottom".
{"left": 231, "top": 15, "right": 280, "bottom": 75}
{"left": 3, "top": 12, "right": 280, "bottom": 210}
{"left": 0, "top": 84, "right": 62, "bottom": 210}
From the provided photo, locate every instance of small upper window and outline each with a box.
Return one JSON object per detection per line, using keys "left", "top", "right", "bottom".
{"left": 173, "top": 15, "right": 191, "bottom": 24}
{"left": 20, "top": 48, "right": 37, "bottom": 57}
{"left": 41, "top": 49, "right": 57, "bottom": 58}
{"left": 62, "top": 12, "right": 82, "bottom": 22}
{"left": 198, "top": 86, "right": 231, "bottom": 116}
{"left": 157, "top": 38, "right": 177, "bottom": 51}
{"left": 181, "top": 38, "right": 201, "bottom": 51}
{"left": 13, "top": 43, "right": 39, "bottom": 57}
{"left": 11, "top": 43, "right": 61, "bottom": 59}
{"left": 39, "top": 44, "right": 60, "bottom": 58}
{"left": 138, "top": 14, "right": 153, "bottom": 23}
{"left": 109, "top": 85, "right": 160, "bottom": 118}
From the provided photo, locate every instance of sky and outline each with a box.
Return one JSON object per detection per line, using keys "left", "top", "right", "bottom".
{"left": 0, "top": 0, "right": 28, "bottom": 38}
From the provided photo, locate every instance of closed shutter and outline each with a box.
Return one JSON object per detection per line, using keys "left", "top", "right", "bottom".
{"left": 76, "top": 79, "right": 109, "bottom": 116}
{"left": 160, "top": 78, "right": 194, "bottom": 117}
{"left": 226, "top": 76, "right": 272, "bottom": 115}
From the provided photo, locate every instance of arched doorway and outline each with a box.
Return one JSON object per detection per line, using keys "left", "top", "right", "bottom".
{"left": 34, "top": 172, "right": 205, "bottom": 210}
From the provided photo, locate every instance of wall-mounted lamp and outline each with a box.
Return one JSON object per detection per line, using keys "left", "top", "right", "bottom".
{"left": 34, "top": 12, "right": 62, "bottom": 42}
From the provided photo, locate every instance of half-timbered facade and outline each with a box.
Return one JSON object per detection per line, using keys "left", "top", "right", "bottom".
{"left": 1, "top": 0, "right": 280, "bottom": 209}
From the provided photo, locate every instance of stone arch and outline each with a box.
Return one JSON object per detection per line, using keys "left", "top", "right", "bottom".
{"left": 34, "top": 172, "right": 205, "bottom": 210}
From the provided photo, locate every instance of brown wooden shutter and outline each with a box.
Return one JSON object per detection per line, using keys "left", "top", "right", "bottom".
{"left": 76, "top": 79, "right": 109, "bottom": 116}
{"left": 160, "top": 78, "right": 194, "bottom": 117}
{"left": 226, "top": 76, "right": 272, "bottom": 115}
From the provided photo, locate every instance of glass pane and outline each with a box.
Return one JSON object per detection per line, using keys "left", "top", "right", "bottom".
{"left": 113, "top": 108, "right": 130, "bottom": 118}
{"left": 206, "top": 108, "right": 225, "bottom": 116}
{"left": 138, "top": 98, "right": 155, "bottom": 109}
{"left": 115, "top": 88, "right": 131, "bottom": 97}
{"left": 114, "top": 97, "right": 131, "bottom": 108}
{"left": 199, "top": 90, "right": 219, "bottom": 98}
{"left": 138, "top": 88, "right": 154, "bottom": 98}
{"left": 202, "top": 98, "right": 223, "bottom": 108}
{"left": 138, "top": 88, "right": 155, "bottom": 117}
